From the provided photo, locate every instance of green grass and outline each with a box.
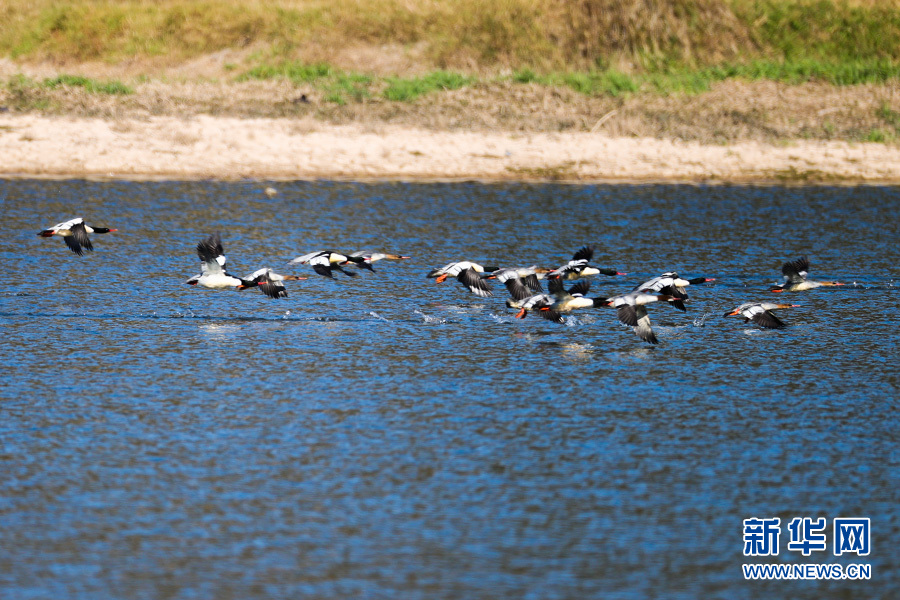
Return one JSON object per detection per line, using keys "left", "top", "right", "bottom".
{"left": 511, "top": 68, "right": 540, "bottom": 84}
{"left": 862, "top": 129, "right": 895, "bottom": 143}
{"left": 382, "top": 71, "right": 474, "bottom": 101}
{"left": 240, "top": 62, "right": 334, "bottom": 84}
{"left": 509, "top": 68, "right": 638, "bottom": 97}
{"left": 239, "top": 60, "right": 373, "bottom": 104}
{"left": 733, "top": 0, "right": 900, "bottom": 63}
{"left": 43, "top": 74, "right": 133, "bottom": 95}
{"left": 557, "top": 71, "right": 639, "bottom": 97}
{"left": 241, "top": 61, "right": 473, "bottom": 103}
{"left": 646, "top": 59, "right": 900, "bottom": 94}
{"left": 325, "top": 73, "right": 373, "bottom": 104}
{"left": 874, "top": 102, "right": 900, "bottom": 142}
{"left": 508, "top": 58, "right": 900, "bottom": 100}
{"left": 5, "top": 74, "right": 52, "bottom": 110}
{"left": 237, "top": 55, "right": 900, "bottom": 106}
{"left": 877, "top": 102, "right": 900, "bottom": 128}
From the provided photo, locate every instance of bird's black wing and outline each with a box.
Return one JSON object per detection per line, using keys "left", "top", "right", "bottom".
{"left": 616, "top": 304, "right": 639, "bottom": 327}
{"left": 633, "top": 306, "right": 659, "bottom": 344}
{"left": 64, "top": 235, "right": 84, "bottom": 256}
{"left": 523, "top": 273, "right": 543, "bottom": 294}
{"left": 253, "top": 273, "right": 287, "bottom": 299}
{"left": 347, "top": 256, "right": 374, "bottom": 272}
{"left": 259, "top": 281, "right": 287, "bottom": 298}
{"left": 66, "top": 221, "right": 93, "bottom": 255}
{"left": 504, "top": 277, "right": 532, "bottom": 301}
{"left": 752, "top": 309, "right": 786, "bottom": 329}
{"left": 571, "top": 245, "right": 594, "bottom": 262}
{"left": 458, "top": 268, "right": 492, "bottom": 297}
{"left": 655, "top": 285, "right": 687, "bottom": 311}
{"left": 539, "top": 308, "right": 565, "bottom": 324}
{"left": 781, "top": 256, "right": 809, "bottom": 283}
{"left": 197, "top": 233, "right": 224, "bottom": 263}
{"left": 547, "top": 275, "right": 565, "bottom": 295}
{"left": 313, "top": 264, "right": 335, "bottom": 279}
{"left": 567, "top": 279, "right": 591, "bottom": 297}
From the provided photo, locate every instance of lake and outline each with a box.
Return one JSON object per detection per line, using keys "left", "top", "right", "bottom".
{"left": 1, "top": 179, "right": 898, "bottom": 598}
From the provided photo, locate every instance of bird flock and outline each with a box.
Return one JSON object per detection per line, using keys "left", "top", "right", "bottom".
{"left": 38, "top": 217, "right": 846, "bottom": 345}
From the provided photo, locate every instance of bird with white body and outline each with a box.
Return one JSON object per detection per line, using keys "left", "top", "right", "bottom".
{"left": 37, "top": 217, "right": 117, "bottom": 256}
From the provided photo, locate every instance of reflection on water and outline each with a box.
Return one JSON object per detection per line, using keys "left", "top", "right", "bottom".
{"left": 1, "top": 179, "right": 899, "bottom": 599}
{"left": 199, "top": 322, "right": 243, "bottom": 338}
{"left": 558, "top": 342, "right": 595, "bottom": 363}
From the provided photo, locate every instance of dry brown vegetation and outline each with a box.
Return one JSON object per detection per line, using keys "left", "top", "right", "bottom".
{"left": 2, "top": 1, "right": 900, "bottom": 146}
{"left": 2, "top": 0, "right": 761, "bottom": 73}
{"left": 4, "top": 0, "right": 900, "bottom": 74}
{"left": 2, "top": 59, "right": 898, "bottom": 146}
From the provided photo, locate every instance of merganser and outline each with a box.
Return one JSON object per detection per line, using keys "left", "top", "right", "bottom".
{"left": 771, "top": 256, "right": 844, "bottom": 292}
{"left": 349, "top": 251, "right": 411, "bottom": 272}
{"left": 599, "top": 291, "right": 678, "bottom": 344}
{"left": 289, "top": 251, "right": 362, "bottom": 278}
{"left": 490, "top": 266, "right": 552, "bottom": 294}
{"left": 37, "top": 217, "right": 117, "bottom": 256}
{"left": 505, "top": 278, "right": 601, "bottom": 323}
{"left": 724, "top": 302, "right": 799, "bottom": 329}
{"left": 539, "top": 277, "right": 605, "bottom": 322}
{"left": 635, "top": 271, "right": 716, "bottom": 311}
{"left": 238, "top": 268, "right": 307, "bottom": 299}
{"left": 504, "top": 275, "right": 555, "bottom": 319}
{"left": 426, "top": 261, "right": 498, "bottom": 297}
{"left": 185, "top": 233, "right": 255, "bottom": 291}
{"left": 549, "top": 246, "right": 625, "bottom": 280}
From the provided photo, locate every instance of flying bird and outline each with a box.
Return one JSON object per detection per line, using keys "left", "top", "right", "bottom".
{"left": 348, "top": 251, "right": 411, "bottom": 272}
{"left": 239, "top": 268, "right": 307, "bottom": 299}
{"left": 599, "top": 291, "right": 679, "bottom": 344}
{"left": 549, "top": 246, "right": 624, "bottom": 280}
{"left": 771, "top": 256, "right": 843, "bottom": 292}
{"left": 426, "top": 261, "right": 498, "bottom": 298}
{"left": 289, "top": 251, "right": 363, "bottom": 278}
{"left": 724, "top": 302, "right": 800, "bottom": 329}
{"left": 185, "top": 233, "right": 255, "bottom": 291}
{"left": 38, "top": 217, "right": 116, "bottom": 256}
{"left": 634, "top": 271, "right": 715, "bottom": 311}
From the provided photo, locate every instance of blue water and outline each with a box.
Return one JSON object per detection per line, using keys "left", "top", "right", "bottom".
{"left": 1, "top": 180, "right": 898, "bottom": 599}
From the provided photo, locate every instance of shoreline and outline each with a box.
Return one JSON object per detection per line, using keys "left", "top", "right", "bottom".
{"left": 3, "top": 114, "right": 900, "bottom": 184}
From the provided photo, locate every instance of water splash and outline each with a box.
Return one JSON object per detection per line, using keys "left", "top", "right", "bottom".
{"left": 414, "top": 309, "right": 446, "bottom": 324}
{"left": 369, "top": 311, "right": 390, "bottom": 322}
{"left": 283, "top": 310, "right": 292, "bottom": 320}
{"left": 693, "top": 312, "right": 713, "bottom": 327}
{"left": 565, "top": 315, "right": 582, "bottom": 327}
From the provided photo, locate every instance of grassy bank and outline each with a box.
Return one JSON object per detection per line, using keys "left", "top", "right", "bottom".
{"left": 2, "top": 1, "right": 900, "bottom": 76}
{"left": 2, "top": 1, "right": 899, "bottom": 146}
{"left": 233, "top": 56, "right": 900, "bottom": 105}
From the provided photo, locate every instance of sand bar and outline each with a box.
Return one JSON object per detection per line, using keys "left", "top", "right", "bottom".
{"left": 2, "top": 114, "right": 899, "bottom": 183}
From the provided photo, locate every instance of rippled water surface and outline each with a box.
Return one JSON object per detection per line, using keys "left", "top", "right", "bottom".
{"left": 1, "top": 180, "right": 899, "bottom": 599}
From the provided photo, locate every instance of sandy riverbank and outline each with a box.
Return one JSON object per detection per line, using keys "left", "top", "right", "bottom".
{"left": 2, "top": 113, "right": 900, "bottom": 183}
